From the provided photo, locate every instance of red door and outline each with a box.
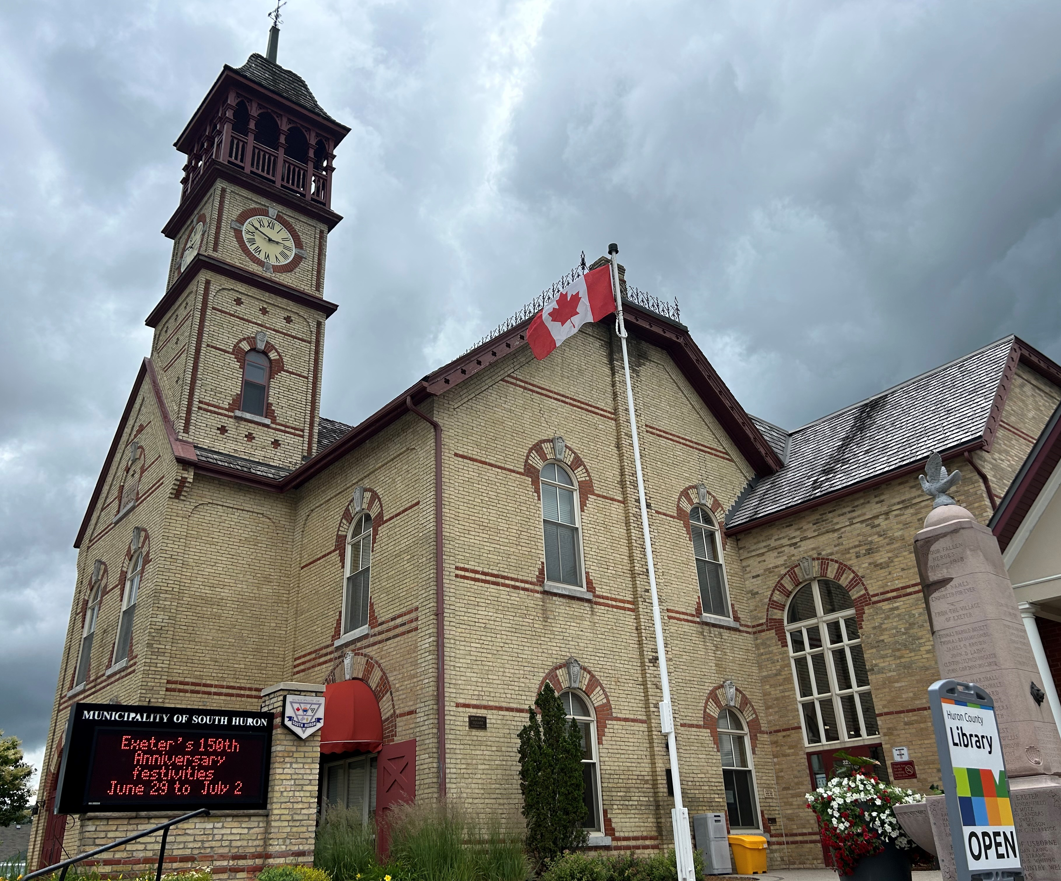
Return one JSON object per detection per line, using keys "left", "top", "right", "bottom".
{"left": 39, "top": 741, "right": 68, "bottom": 870}
{"left": 375, "top": 739, "right": 416, "bottom": 859}
{"left": 807, "top": 744, "right": 887, "bottom": 867}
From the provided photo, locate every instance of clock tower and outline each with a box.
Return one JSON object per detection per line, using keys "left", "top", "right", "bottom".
{"left": 149, "top": 32, "right": 349, "bottom": 470}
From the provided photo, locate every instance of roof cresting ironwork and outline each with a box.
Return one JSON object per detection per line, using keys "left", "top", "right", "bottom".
{"left": 463, "top": 251, "right": 681, "bottom": 355}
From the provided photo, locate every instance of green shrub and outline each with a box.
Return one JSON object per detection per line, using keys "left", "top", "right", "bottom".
{"left": 541, "top": 849, "right": 702, "bottom": 881}
{"left": 538, "top": 853, "right": 607, "bottom": 881}
{"left": 314, "top": 805, "right": 378, "bottom": 881}
{"left": 258, "top": 867, "right": 331, "bottom": 881}
{"left": 518, "top": 684, "right": 587, "bottom": 869}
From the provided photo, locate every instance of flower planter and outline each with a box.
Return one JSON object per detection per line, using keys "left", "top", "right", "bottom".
{"left": 839, "top": 841, "right": 912, "bottom": 880}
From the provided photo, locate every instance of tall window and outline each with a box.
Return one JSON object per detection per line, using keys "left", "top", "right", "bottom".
{"left": 74, "top": 581, "right": 102, "bottom": 687}
{"left": 343, "top": 513, "right": 372, "bottom": 635}
{"left": 561, "top": 690, "right": 603, "bottom": 833}
{"left": 241, "top": 350, "right": 270, "bottom": 417}
{"left": 718, "top": 708, "right": 759, "bottom": 830}
{"left": 114, "top": 552, "right": 142, "bottom": 664}
{"left": 690, "top": 506, "right": 729, "bottom": 617}
{"left": 322, "top": 755, "right": 377, "bottom": 825}
{"left": 541, "top": 463, "right": 583, "bottom": 588}
{"left": 786, "top": 578, "right": 879, "bottom": 745}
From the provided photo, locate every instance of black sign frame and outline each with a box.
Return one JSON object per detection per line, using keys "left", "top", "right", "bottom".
{"left": 56, "top": 702, "right": 273, "bottom": 814}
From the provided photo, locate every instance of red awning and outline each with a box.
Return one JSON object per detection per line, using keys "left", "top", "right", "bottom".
{"left": 321, "top": 679, "right": 384, "bottom": 754}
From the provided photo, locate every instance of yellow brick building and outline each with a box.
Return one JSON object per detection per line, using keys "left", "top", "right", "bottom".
{"left": 28, "top": 42, "right": 1061, "bottom": 876}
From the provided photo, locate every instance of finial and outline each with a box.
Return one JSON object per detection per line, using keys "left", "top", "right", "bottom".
{"left": 919, "top": 451, "right": 962, "bottom": 507}
{"left": 266, "top": 0, "right": 286, "bottom": 63}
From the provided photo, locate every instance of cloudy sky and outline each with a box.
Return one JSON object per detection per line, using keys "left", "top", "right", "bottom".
{"left": 2, "top": 0, "right": 1061, "bottom": 784}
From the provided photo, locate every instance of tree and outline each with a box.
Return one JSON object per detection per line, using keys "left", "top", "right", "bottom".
{"left": 0, "top": 731, "right": 33, "bottom": 826}
{"left": 517, "top": 683, "right": 587, "bottom": 867}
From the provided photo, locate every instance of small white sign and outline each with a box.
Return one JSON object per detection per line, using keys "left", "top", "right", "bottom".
{"left": 892, "top": 746, "right": 909, "bottom": 761}
{"left": 283, "top": 694, "right": 324, "bottom": 739}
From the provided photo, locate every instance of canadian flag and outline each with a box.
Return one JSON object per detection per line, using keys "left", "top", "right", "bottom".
{"left": 527, "top": 265, "right": 616, "bottom": 360}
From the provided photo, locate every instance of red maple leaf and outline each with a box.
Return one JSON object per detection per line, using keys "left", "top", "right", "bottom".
{"left": 548, "top": 291, "right": 582, "bottom": 326}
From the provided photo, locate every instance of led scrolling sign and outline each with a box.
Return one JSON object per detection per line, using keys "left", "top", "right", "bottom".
{"left": 56, "top": 703, "right": 273, "bottom": 813}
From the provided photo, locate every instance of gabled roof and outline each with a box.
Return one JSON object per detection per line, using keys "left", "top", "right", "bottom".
{"left": 317, "top": 417, "right": 353, "bottom": 454}
{"left": 233, "top": 54, "right": 339, "bottom": 124}
{"left": 74, "top": 359, "right": 196, "bottom": 548}
{"left": 727, "top": 336, "right": 1061, "bottom": 531}
{"left": 990, "top": 398, "right": 1061, "bottom": 552}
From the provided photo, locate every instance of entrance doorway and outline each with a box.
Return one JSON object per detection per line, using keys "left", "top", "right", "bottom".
{"left": 806, "top": 743, "right": 888, "bottom": 866}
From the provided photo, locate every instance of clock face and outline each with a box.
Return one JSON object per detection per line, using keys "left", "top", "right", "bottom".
{"left": 241, "top": 216, "right": 296, "bottom": 267}
{"left": 179, "top": 220, "right": 205, "bottom": 273}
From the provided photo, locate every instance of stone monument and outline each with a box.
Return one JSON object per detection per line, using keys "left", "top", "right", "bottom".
{"left": 910, "top": 453, "right": 1061, "bottom": 879}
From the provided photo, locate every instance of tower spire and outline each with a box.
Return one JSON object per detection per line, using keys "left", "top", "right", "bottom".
{"left": 266, "top": 0, "right": 286, "bottom": 63}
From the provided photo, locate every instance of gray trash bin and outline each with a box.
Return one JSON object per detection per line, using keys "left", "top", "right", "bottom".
{"left": 692, "top": 812, "right": 731, "bottom": 875}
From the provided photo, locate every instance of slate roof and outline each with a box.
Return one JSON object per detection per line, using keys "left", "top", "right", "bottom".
{"left": 0, "top": 818, "right": 30, "bottom": 861}
{"left": 727, "top": 337, "right": 1016, "bottom": 528}
{"left": 194, "top": 446, "right": 293, "bottom": 481}
{"left": 317, "top": 417, "right": 352, "bottom": 454}
{"left": 233, "top": 54, "right": 339, "bottom": 124}
{"left": 749, "top": 415, "right": 790, "bottom": 465}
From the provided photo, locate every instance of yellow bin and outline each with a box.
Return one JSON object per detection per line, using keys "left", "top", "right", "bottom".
{"left": 727, "top": 834, "right": 768, "bottom": 874}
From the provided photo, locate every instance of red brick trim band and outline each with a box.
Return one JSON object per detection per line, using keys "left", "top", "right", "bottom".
{"left": 645, "top": 424, "right": 733, "bottom": 462}
{"left": 501, "top": 376, "right": 615, "bottom": 422}
{"left": 212, "top": 187, "right": 226, "bottom": 252}
{"left": 185, "top": 280, "right": 211, "bottom": 433}
{"left": 308, "top": 320, "right": 322, "bottom": 456}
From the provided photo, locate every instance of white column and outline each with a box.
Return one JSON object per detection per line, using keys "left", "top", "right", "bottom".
{"left": 1018, "top": 602, "right": 1061, "bottom": 732}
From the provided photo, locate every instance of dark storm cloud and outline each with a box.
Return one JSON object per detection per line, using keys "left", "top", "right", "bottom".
{"left": 3, "top": 0, "right": 1061, "bottom": 771}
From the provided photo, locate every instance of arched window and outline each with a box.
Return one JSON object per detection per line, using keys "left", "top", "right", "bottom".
{"left": 718, "top": 708, "right": 759, "bottom": 830}
{"left": 541, "top": 462, "right": 583, "bottom": 589}
{"left": 74, "top": 575, "right": 102, "bottom": 687}
{"left": 690, "top": 506, "right": 729, "bottom": 618}
{"left": 561, "top": 690, "right": 603, "bottom": 833}
{"left": 786, "top": 578, "right": 879, "bottom": 745}
{"left": 241, "top": 350, "right": 270, "bottom": 417}
{"left": 314, "top": 138, "right": 328, "bottom": 171}
{"left": 233, "top": 100, "right": 250, "bottom": 136}
{"left": 343, "top": 513, "right": 372, "bottom": 635}
{"left": 255, "top": 112, "right": 280, "bottom": 150}
{"left": 114, "top": 551, "right": 142, "bottom": 664}
{"left": 118, "top": 442, "right": 140, "bottom": 515}
{"left": 286, "top": 126, "right": 309, "bottom": 164}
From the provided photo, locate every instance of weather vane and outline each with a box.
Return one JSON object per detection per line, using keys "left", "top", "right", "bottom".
{"left": 269, "top": 0, "right": 287, "bottom": 28}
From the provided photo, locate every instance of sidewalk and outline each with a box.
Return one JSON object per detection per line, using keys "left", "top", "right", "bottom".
{"left": 706, "top": 871, "right": 942, "bottom": 881}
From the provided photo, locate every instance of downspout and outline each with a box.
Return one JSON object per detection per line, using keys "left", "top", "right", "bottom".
{"left": 405, "top": 395, "right": 446, "bottom": 798}
{"left": 964, "top": 449, "right": 998, "bottom": 511}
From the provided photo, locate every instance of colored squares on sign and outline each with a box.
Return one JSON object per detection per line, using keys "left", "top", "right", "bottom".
{"left": 953, "top": 768, "right": 1014, "bottom": 827}
{"left": 998, "top": 798, "right": 1014, "bottom": 826}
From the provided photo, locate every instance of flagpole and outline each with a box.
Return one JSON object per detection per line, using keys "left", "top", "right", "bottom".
{"left": 608, "top": 244, "right": 696, "bottom": 881}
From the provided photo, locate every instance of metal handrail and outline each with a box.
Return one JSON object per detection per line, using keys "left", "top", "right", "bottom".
{"left": 23, "top": 809, "right": 210, "bottom": 881}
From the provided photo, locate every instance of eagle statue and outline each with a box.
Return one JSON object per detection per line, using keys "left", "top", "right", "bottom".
{"left": 919, "top": 451, "right": 962, "bottom": 507}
